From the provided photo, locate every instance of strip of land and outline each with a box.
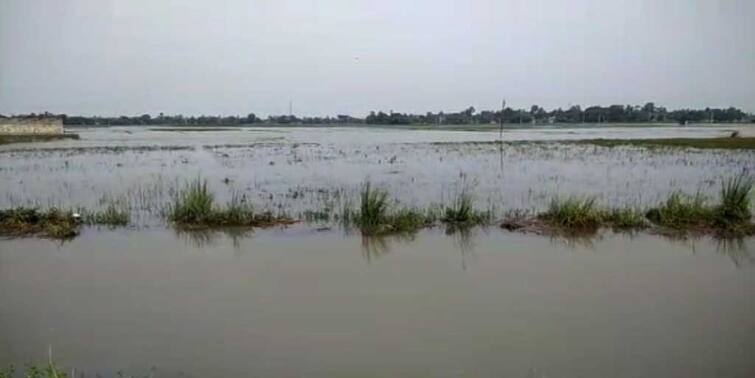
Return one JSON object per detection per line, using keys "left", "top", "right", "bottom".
{"left": 576, "top": 137, "right": 755, "bottom": 150}
{"left": 0, "top": 134, "right": 79, "bottom": 145}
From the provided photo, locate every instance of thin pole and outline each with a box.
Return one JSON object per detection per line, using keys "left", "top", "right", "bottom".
{"left": 499, "top": 99, "right": 505, "bottom": 141}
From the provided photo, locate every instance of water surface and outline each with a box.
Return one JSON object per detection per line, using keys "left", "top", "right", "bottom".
{"left": 1, "top": 228, "right": 753, "bottom": 377}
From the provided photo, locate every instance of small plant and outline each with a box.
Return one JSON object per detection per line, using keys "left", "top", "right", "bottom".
{"left": 608, "top": 208, "right": 648, "bottom": 230}
{"left": 645, "top": 191, "right": 712, "bottom": 229}
{"left": 352, "top": 181, "right": 434, "bottom": 235}
{"left": 168, "top": 178, "right": 215, "bottom": 224}
{"left": 85, "top": 203, "right": 130, "bottom": 226}
{"left": 355, "top": 181, "right": 389, "bottom": 234}
{"left": 713, "top": 174, "right": 753, "bottom": 227}
{"left": 541, "top": 196, "right": 606, "bottom": 232}
{"left": 385, "top": 208, "right": 434, "bottom": 233}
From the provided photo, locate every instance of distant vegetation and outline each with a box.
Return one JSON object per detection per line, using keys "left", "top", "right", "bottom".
{"left": 2, "top": 103, "right": 751, "bottom": 126}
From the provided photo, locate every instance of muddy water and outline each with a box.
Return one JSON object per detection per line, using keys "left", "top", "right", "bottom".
{"left": 0, "top": 228, "right": 753, "bottom": 377}
{"left": 1, "top": 125, "right": 753, "bottom": 225}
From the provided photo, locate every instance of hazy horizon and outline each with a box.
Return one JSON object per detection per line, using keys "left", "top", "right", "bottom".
{"left": 2, "top": 0, "right": 754, "bottom": 117}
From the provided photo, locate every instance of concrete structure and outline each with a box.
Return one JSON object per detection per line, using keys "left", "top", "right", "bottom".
{"left": 0, "top": 117, "right": 64, "bottom": 135}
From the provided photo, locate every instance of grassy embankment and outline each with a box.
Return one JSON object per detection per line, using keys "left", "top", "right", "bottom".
{"left": 0, "top": 134, "right": 80, "bottom": 145}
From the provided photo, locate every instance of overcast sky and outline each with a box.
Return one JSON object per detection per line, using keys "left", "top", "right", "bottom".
{"left": 1, "top": 0, "right": 753, "bottom": 116}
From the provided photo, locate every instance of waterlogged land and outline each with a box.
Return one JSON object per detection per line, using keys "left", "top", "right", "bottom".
{"left": 1, "top": 124, "right": 755, "bottom": 377}
{"left": 1, "top": 124, "right": 753, "bottom": 229}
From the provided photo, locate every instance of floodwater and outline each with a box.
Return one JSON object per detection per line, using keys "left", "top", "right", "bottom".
{"left": 1, "top": 124, "right": 754, "bottom": 376}
{"left": 1, "top": 124, "right": 753, "bottom": 225}
{"left": 0, "top": 228, "right": 753, "bottom": 377}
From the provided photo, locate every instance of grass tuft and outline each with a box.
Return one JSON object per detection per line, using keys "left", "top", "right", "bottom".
{"left": 645, "top": 191, "right": 712, "bottom": 229}
{"left": 167, "top": 178, "right": 294, "bottom": 228}
{"left": 713, "top": 174, "right": 753, "bottom": 227}
{"left": 355, "top": 181, "right": 389, "bottom": 233}
{"left": 84, "top": 203, "right": 130, "bottom": 226}
{"left": 168, "top": 178, "right": 215, "bottom": 224}
{"left": 441, "top": 186, "right": 490, "bottom": 227}
{"left": 608, "top": 208, "right": 648, "bottom": 230}
{"left": 353, "top": 181, "right": 433, "bottom": 235}
{"left": 541, "top": 196, "right": 606, "bottom": 232}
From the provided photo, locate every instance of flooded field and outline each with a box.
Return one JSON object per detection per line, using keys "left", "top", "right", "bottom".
{"left": 1, "top": 124, "right": 754, "bottom": 376}
{"left": 1, "top": 124, "right": 753, "bottom": 225}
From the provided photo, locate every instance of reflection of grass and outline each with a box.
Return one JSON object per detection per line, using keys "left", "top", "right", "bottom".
{"left": 579, "top": 137, "right": 755, "bottom": 150}
{"left": 174, "top": 227, "right": 253, "bottom": 249}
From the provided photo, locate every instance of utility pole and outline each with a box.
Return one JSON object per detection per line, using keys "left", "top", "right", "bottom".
{"left": 499, "top": 99, "right": 505, "bottom": 141}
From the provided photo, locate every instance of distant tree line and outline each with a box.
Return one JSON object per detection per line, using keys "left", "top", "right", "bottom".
{"left": 1, "top": 103, "right": 751, "bottom": 126}
{"left": 364, "top": 103, "right": 751, "bottom": 125}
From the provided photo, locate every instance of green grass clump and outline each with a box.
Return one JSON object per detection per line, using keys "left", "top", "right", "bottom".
{"left": 713, "top": 174, "right": 753, "bottom": 227}
{"left": 353, "top": 181, "right": 433, "bottom": 235}
{"left": 84, "top": 203, "right": 130, "bottom": 226}
{"left": 608, "top": 208, "right": 648, "bottom": 230}
{"left": 168, "top": 178, "right": 292, "bottom": 228}
{"left": 385, "top": 208, "right": 435, "bottom": 233}
{"left": 168, "top": 178, "right": 215, "bottom": 224}
{"left": 541, "top": 197, "right": 606, "bottom": 232}
{"left": 0, "top": 207, "right": 79, "bottom": 239}
{"left": 645, "top": 192, "right": 712, "bottom": 229}
{"left": 441, "top": 189, "right": 490, "bottom": 227}
{"left": 354, "top": 181, "right": 389, "bottom": 234}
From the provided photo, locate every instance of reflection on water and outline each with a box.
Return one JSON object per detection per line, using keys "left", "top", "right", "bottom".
{"left": 715, "top": 237, "right": 752, "bottom": 267}
{"left": 360, "top": 233, "right": 417, "bottom": 262}
{"left": 1, "top": 228, "right": 754, "bottom": 377}
{"left": 173, "top": 227, "right": 253, "bottom": 250}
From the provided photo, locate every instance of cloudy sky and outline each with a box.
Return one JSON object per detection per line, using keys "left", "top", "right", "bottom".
{"left": 1, "top": 0, "right": 753, "bottom": 116}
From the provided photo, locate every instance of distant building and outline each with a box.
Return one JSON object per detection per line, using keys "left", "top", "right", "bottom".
{"left": 0, "top": 117, "right": 64, "bottom": 135}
